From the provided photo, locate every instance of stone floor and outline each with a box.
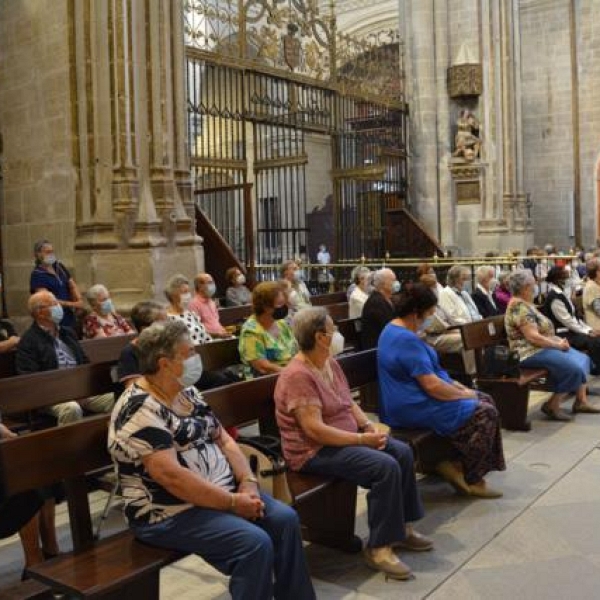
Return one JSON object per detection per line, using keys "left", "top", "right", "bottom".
{"left": 2, "top": 389, "right": 600, "bottom": 599}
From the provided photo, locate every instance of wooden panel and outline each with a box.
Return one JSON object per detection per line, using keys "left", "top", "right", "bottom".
{"left": 311, "top": 291, "right": 346, "bottom": 306}
{"left": 218, "top": 304, "right": 252, "bottom": 326}
{"left": 80, "top": 334, "right": 135, "bottom": 364}
{"left": 196, "top": 338, "right": 240, "bottom": 371}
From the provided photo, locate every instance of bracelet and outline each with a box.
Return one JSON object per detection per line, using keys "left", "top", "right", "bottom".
{"left": 359, "top": 420, "right": 372, "bottom": 431}
{"left": 230, "top": 492, "right": 236, "bottom": 512}
{"left": 241, "top": 475, "right": 259, "bottom": 484}
{"left": 357, "top": 433, "right": 363, "bottom": 445}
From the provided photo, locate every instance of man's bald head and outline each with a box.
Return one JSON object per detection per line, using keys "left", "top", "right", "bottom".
{"left": 28, "top": 291, "right": 57, "bottom": 317}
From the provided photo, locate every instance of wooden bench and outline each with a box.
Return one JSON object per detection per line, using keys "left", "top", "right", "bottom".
{"left": 311, "top": 291, "right": 347, "bottom": 306}
{"left": 336, "top": 317, "right": 361, "bottom": 353}
{"left": 195, "top": 337, "right": 241, "bottom": 372}
{"left": 325, "top": 302, "right": 349, "bottom": 322}
{"left": 461, "top": 315, "right": 549, "bottom": 431}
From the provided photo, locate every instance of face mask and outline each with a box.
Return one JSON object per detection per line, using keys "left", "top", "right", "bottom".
{"left": 489, "top": 279, "right": 499, "bottom": 292}
{"left": 293, "top": 270, "right": 303, "bottom": 282}
{"left": 391, "top": 280, "right": 401, "bottom": 294}
{"left": 49, "top": 304, "right": 64, "bottom": 325}
{"left": 329, "top": 331, "right": 345, "bottom": 356}
{"left": 272, "top": 305, "right": 289, "bottom": 320}
{"left": 177, "top": 354, "right": 203, "bottom": 388}
{"left": 572, "top": 260, "right": 580, "bottom": 268}
{"left": 43, "top": 254, "right": 56, "bottom": 266}
{"left": 180, "top": 293, "right": 192, "bottom": 308}
{"left": 417, "top": 316, "right": 434, "bottom": 334}
{"left": 205, "top": 283, "right": 216, "bottom": 298}
{"left": 100, "top": 299, "right": 114, "bottom": 315}
{"left": 236, "top": 274, "right": 246, "bottom": 285}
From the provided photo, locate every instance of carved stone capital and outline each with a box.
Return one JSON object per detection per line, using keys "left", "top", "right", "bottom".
{"left": 447, "top": 63, "right": 483, "bottom": 98}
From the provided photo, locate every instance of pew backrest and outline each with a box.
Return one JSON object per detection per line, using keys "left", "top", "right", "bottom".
{"left": 79, "top": 334, "right": 135, "bottom": 364}
{"left": 196, "top": 337, "right": 241, "bottom": 372}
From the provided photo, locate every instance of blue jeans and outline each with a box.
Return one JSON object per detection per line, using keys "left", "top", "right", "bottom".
{"left": 133, "top": 493, "right": 315, "bottom": 600}
{"left": 301, "top": 438, "right": 424, "bottom": 548}
{"left": 521, "top": 347, "right": 589, "bottom": 393}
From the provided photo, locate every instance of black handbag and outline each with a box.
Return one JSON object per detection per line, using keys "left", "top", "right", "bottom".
{"left": 483, "top": 345, "right": 520, "bottom": 378}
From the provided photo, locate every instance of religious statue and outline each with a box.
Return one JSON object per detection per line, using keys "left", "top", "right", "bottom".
{"left": 453, "top": 109, "right": 481, "bottom": 161}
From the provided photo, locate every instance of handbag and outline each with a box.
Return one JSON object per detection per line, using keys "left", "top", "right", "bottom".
{"left": 483, "top": 345, "right": 520, "bottom": 378}
{"left": 236, "top": 435, "right": 293, "bottom": 505}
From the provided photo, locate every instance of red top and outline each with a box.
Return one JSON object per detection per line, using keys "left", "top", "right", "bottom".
{"left": 83, "top": 312, "right": 134, "bottom": 339}
{"left": 188, "top": 295, "right": 227, "bottom": 335}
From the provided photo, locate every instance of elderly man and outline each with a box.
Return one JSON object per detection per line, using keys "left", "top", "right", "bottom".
{"left": 16, "top": 291, "right": 114, "bottom": 424}
{"left": 472, "top": 265, "right": 500, "bottom": 319}
{"left": 438, "top": 266, "right": 482, "bottom": 326}
{"left": 189, "top": 272, "right": 231, "bottom": 338}
{"left": 361, "top": 268, "right": 400, "bottom": 349}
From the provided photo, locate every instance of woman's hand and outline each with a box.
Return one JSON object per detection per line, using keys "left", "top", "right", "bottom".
{"left": 553, "top": 337, "right": 569, "bottom": 351}
{"left": 0, "top": 423, "right": 17, "bottom": 439}
{"left": 238, "top": 480, "right": 260, "bottom": 498}
{"left": 231, "top": 492, "right": 265, "bottom": 520}
{"left": 361, "top": 432, "right": 388, "bottom": 450}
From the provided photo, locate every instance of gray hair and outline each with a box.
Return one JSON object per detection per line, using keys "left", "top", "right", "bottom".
{"left": 497, "top": 270, "right": 511, "bottom": 286}
{"left": 33, "top": 239, "right": 51, "bottom": 255}
{"left": 136, "top": 320, "right": 190, "bottom": 375}
{"left": 372, "top": 268, "right": 394, "bottom": 291}
{"left": 164, "top": 274, "right": 189, "bottom": 302}
{"left": 446, "top": 265, "right": 470, "bottom": 287}
{"left": 86, "top": 283, "right": 109, "bottom": 305}
{"left": 352, "top": 266, "right": 371, "bottom": 285}
{"left": 292, "top": 306, "right": 329, "bottom": 352}
{"left": 475, "top": 265, "right": 495, "bottom": 284}
{"left": 131, "top": 300, "right": 166, "bottom": 332}
{"left": 508, "top": 269, "right": 536, "bottom": 296}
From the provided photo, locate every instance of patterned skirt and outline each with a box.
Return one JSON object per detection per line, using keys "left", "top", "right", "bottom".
{"left": 447, "top": 392, "right": 506, "bottom": 484}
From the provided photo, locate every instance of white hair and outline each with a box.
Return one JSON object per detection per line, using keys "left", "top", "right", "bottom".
{"left": 475, "top": 265, "right": 495, "bottom": 284}
{"left": 86, "top": 283, "right": 109, "bottom": 304}
{"left": 372, "top": 268, "right": 395, "bottom": 290}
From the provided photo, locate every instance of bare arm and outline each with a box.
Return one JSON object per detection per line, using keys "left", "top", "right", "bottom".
{"left": 250, "top": 358, "right": 283, "bottom": 375}
{"left": 66, "top": 279, "right": 84, "bottom": 309}
{"left": 0, "top": 337, "right": 19, "bottom": 353}
{"left": 520, "top": 323, "right": 568, "bottom": 350}
{"left": 294, "top": 405, "right": 386, "bottom": 449}
{"left": 350, "top": 402, "right": 375, "bottom": 432}
{"left": 416, "top": 373, "right": 478, "bottom": 402}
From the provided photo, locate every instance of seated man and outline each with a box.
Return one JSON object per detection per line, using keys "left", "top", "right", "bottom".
{"left": 15, "top": 291, "right": 114, "bottom": 424}
{"left": 438, "top": 265, "right": 482, "bottom": 326}
{"left": 189, "top": 272, "right": 231, "bottom": 338}
{"left": 361, "top": 268, "right": 400, "bottom": 349}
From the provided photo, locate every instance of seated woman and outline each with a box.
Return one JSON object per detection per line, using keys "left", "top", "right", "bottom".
{"left": 506, "top": 270, "right": 596, "bottom": 421}
{"left": 378, "top": 284, "right": 506, "bottom": 498}
{"left": 281, "top": 260, "right": 311, "bottom": 317}
{"left": 582, "top": 258, "right": 600, "bottom": 330}
{"left": 108, "top": 321, "right": 315, "bottom": 600}
{"left": 492, "top": 270, "right": 512, "bottom": 314}
{"left": 0, "top": 278, "right": 19, "bottom": 353}
{"left": 275, "top": 307, "right": 431, "bottom": 581}
{"left": 0, "top": 423, "right": 59, "bottom": 581}
{"left": 83, "top": 284, "right": 135, "bottom": 339}
{"left": 348, "top": 267, "right": 371, "bottom": 320}
{"left": 239, "top": 282, "right": 298, "bottom": 375}
{"left": 225, "top": 267, "right": 252, "bottom": 307}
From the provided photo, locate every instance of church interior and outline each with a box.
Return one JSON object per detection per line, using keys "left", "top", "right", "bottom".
{"left": 1, "top": 0, "right": 600, "bottom": 598}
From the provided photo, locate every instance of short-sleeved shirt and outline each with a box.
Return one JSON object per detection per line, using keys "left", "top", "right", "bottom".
{"left": 83, "top": 312, "right": 133, "bottom": 339}
{"left": 505, "top": 297, "right": 554, "bottom": 360}
{"left": 108, "top": 384, "right": 234, "bottom": 527}
{"left": 167, "top": 311, "right": 212, "bottom": 345}
{"left": 30, "top": 262, "right": 75, "bottom": 328}
{"left": 188, "top": 295, "right": 227, "bottom": 336}
{"left": 378, "top": 324, "right": 477, "bottom": 436}
{"left": 274, "top": 356, "right": 357, "bottom": 470}
{"left": 238, "top": 315, "right": 297, "bottom": 369}
{"left": 225, "top": 285, "right": 252, "bottom": 307}
{"left": 0, "top": 319, "right": 17, "bottom": 343}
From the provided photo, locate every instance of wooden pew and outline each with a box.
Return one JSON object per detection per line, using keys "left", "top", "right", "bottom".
{"left": 311, "top": 291, "right": 346, "bottom": 306}
{"left": 217, "top": 304, "right": 252, "bottom": 328}
{"left": 460, "top": 315, "right": 549, "bottom": 431}
{"left": 336, "top": 317, "right": 361, "bottom": 353}
{"left": 195, "top": 337, "right": 240, "bottom": 372}
{"left": 325, "top": 302, "right": 349, "bottom": 321}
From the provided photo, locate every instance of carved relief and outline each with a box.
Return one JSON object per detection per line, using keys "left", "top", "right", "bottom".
{"left": 448, "top": 63, "right": 483, "bottom": 98}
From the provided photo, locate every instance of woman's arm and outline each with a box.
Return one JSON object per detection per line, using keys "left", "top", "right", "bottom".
{"left": 66, "top": 278, "right": 84, "bottom": 309}
{"left": 143, "top": 447, "right": 263, "bottom": 520}
{"left": 350, "top": 402, "right": 375, "bottom": 432}
{"left": 250, "top": 358, "right": 282, "bottom": 374}
{"left": 294, "top": 405, "right": 386, "bottom": 449}
{"left": 416, "top": 373, "right": 478, "bottom": 401}
{"left": 520, "top": 323, "right": 568, "bottom": 350}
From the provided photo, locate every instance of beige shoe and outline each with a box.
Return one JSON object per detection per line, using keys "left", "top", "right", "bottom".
{"left": 393, "top": 531, "right": 434, "bottom": 552}
{"left": 468, "top": 482, "right": 503, "bottom": 499}
{"left": 436, "top": 460, "right": 470, "bottom": 495}
{"left": 363, "top": 547, "right": 412, "bottom": 580}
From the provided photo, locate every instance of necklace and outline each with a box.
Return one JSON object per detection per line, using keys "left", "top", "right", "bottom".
{"left": 302, "top": 353, "right": 334, "bottom": 386}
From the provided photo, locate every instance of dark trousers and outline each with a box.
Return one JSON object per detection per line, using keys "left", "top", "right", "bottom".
{"left": 566, "top": 332, "right": 600, "bottom": 374}
{"left": 301, "top": 438, "right": 424, "bottom": 548}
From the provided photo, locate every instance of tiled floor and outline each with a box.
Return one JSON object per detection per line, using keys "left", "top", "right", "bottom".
{"left": 2, "top": 389, "right": 600, "bottom": 599}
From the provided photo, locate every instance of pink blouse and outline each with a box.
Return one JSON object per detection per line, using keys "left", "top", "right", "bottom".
{"left": 274, "top": 356, "right": 358, "bottom": 471}
{"left": 83, "top": 312, "right": 134, "bottom": 339}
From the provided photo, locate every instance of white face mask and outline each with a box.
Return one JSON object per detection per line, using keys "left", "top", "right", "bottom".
{"left": 177, "top": 354, "right": 203, "bottom": 388}
{"left": 417, "top": 316, "right": 434, "bottom": 334}
{"left": 205, "top": 283, "right": 216, "bottom": 298}
{"left": 329, "top": 331, "right": 345, "bottom": 356}
{"left": 43, "top": 254, "right": 56, "bottom": 266}
{"left": 236, "top": 274, "right": 246, "bottom": 285}
{"left": 180, "top": 293, "right": 192, "bottom": 308}
{"left": 391, "top": 280, "right": 401, "bottom": 294}
{"left": 293, "top": 270, "right": 303, "bottom": 282}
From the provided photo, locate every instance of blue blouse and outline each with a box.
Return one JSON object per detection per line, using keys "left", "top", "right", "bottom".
{"left": 378, "top": 323, "right": 477, "bottom": 436}
{"left": 30, "top": 262, "right": 75, "bottom": 328}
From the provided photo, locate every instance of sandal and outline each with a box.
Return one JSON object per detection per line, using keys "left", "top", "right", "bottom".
{"left": 572, "top": 402, "right": 600, "bottom": 414}
{"left": 541, "top": 402, "right": 572, "bottom": 422}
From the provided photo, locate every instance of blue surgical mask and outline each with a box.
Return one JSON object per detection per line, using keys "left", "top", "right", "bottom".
{"left": 206, "top": 283, "right": 216, "bottom": 298}
{"left": 177, "top": 354, "right": 203, "bottom": 388}
{"left": 391, "top": 280, "right": 401, "bottom": 294}
{"left": 100, "top": 299, "right": 114, "bottom": 315}
{"left": 43, "top": 254, "right": 56, "bottom": 266}
{"left": 293, "top": 270, "right": 303, "bottom": 282}
{"left": 418, "top": 316, "right": 434, "bottom": 334}
{"left": 50, "top": 304, "right": 64, "bottom": 325}
{"left": 180, "top": 293, "right": 192, "bottom": 308}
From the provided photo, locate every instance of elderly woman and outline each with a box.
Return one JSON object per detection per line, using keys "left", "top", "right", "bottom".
{"left": 378, "top": 284, "right": 505, "bottom": 499}
{"left": 348, "top": 266, "right": 371, "bottom": 319}
{"left": 505, "top": 270, "right": 594, "bottom": 421}
{"left": 238, "top": 282, "right": 298, "bottom": 375}
{"left": 275, "top": 307, "right": 431, "bottom": 581}
{"left": 437, "top": 265, "right": 481, "bottom": 325}
{"left": 492, "top": 270, "right": 512, "bottom": 314}
{"left": 471, "top": 265, "right": 500, "bottom": 318}
{"left": 30, "top": 239, "right": 83, "bottom": 329}
{"left": 225, "top": 267, "right": 252, "bottom": 307}
{"left": 583, "top": 258, "right": 600, "bottom": 331}
{"left": 82, "top": 284, "right": 134, "bottom": 339}
{"left": 281, "top": 260, "right": 311, "bottom": 315}
{"left": 164, "top": 274, "right": 212, "bottom": 345}
{"left": 108, "top": 321, "right": 315, "bottom": 600}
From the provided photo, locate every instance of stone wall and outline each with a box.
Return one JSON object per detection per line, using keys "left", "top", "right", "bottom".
{"left": 0, "top": 0, "right": 75, "bottom": 315}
